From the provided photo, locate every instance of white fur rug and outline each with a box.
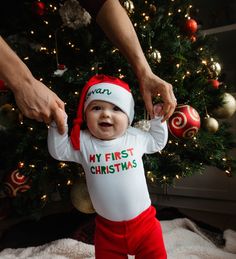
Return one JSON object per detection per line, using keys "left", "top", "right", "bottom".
{"left": 0, "top": 218, "right": 236, "bottom": 259}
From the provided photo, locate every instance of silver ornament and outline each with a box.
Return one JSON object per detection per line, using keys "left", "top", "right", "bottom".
{"left": 148, "top": 48, "right": 161, "bottom": 63}
{"left": 123, "top": 0, "right": 135, "bottom": 14}
{"left": 212, "top": 93, "right": 236, "bottom": 119}
{"left": 134, "top": 120, "right": 151, "bottom": 131}
{"left": 209, "top": 61, "right": 221, "bottom": 77}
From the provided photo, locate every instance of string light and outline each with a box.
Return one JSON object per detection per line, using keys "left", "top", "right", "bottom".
{"left": 67, "top": 180, "right": 72, "bottom": 185}
{"left": 41, "top": 194, "right": 47, "bottom": 201}
{"left": 18, "top": 162, "right": 25, "bottom": 168}
{"left": 59, "top": 162, "right": 67, "bottom": 168}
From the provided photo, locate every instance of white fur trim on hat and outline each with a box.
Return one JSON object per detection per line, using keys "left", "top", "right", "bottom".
{"left": 84, "top": 82, "right": 134, "bottom": 124}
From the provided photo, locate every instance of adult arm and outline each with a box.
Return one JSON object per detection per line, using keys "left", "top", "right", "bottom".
{"left": 0, "top": 36, "right": 65, "bottom": 134}
{"left": 95, "top": 0, "right": 177, "bottom": 120}
{"left": 48, "top": 110, "right": 81, "bottom": 162}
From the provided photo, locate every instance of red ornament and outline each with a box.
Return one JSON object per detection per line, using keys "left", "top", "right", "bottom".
{"left": 185, "top": 19, "right": 198, "bottom": 34}
{"left": 168, "top": 105, "right": 201, "bottom": 138}
{"left": 209, "top": 79, "right": 220, "bottom": 89}
{"left": 4, "top": 169, "right": 31, "bottom": 197}
{"left": 32, "top": 1, "right": 46, "bottom": 16}
{"left": 0, "top": 79, "right": 7, "bottom": 91}
{"left": 57, "top": 64, "right": 66, "bottom": 70}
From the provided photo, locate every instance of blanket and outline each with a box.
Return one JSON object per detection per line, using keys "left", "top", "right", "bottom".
{"left": 0, "top": 218, "right": 236, "bottom": 259}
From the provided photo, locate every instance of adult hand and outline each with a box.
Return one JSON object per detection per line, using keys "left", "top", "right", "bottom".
{"left": 139, "top": 72, "right": 177, "bottom": 122}
{"left": 13, "top": 78, "right": 66, "bottom": 134}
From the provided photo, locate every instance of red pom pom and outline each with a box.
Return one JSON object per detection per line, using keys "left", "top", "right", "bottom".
{"left": 185, "top": 19, "right": 198, "bottom": 34}
{"left": 4, "top": 169, "right": 31, "bottom": 197}
{"left": 168, "top": 105, "right": 201, "bottom": 138}
{"left": 32, "top": 1, "right": 45, "bottom": 16}
{"left": 209, "top": 79, "right": 220, "bottom": 89}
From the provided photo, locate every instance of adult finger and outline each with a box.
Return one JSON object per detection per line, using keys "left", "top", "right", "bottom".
{"left": 161, "top": 87, "right": 177, "bottom": 122}
{"left": 142, "top": 90, "right": 154, "bottom": 119}
{"left": 53, "top": 107, "right": 66, "bottom": 134}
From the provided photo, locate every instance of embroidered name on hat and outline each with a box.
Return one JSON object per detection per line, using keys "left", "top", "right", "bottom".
{"left": 86, "top": 88, "right": 112, "bottom": 100}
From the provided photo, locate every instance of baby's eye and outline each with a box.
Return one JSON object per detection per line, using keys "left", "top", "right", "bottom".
{"left": 113, "top": 106, "right": 122, "bottom": 112}
{"left": 92, "top": 106, "right": 101, "bottom": 110}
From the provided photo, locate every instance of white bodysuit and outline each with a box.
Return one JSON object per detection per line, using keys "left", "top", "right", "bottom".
{"left": 48, "top": 117, "right": 168, "bottom": 221}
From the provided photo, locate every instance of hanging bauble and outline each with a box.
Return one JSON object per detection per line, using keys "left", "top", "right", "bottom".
{"left": 212, "top": 93, "right": 236, "bottom": 119}
{"left": 70, "top": 178, "right": 95, "bottom": 214}
{"left": 0, "top": 79, "right": 7, "bottom": 91}
{"left": 203, "top": 116, "right": 219, "bottom": 133}
{"left": 168, "top": 105, "right": 201, "bottom": 139}
{"left": 123, "top": 0, "right": 135, "bottom": 14}
{"left": 209, "top": 61, "right": 221, "bottom": 77}
{"left": 32, "top": 1, "right": 46, "bottom": 16}
{"left": 148, "top": 48, "right": 161, "bottom": 63}
{"left": 189, "top": 35, "right": 197, "bottom": 42}
{"left": 134, "top": 120, "right": 150, "bottom": 132}
{"left": 185, "top": 19, "right": 198, "bottom": 34}
{"left": 53, "top": 64, "right": 68, "bottom": 77}
{"left": 4, "top": 169, "right": 31, "bottom": 197}
{"left": 149, "top": 4, "right": 157, "bottom": 15}
{"left": 209, "top": 79, "right": 220, "bottom": 89}
{"left": 0, "top": 104, "right": 19, "bottom": 131}
{"left": 59, "top": 0, "right": 91, "bottom": 29}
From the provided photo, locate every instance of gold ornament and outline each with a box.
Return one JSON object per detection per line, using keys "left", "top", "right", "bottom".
{"left": 70, "top": 178, "right": 95, "bottom": 214}
{"left": 148, "top": 48, "right": 161, "bottom": 63}
{"left": 209, "top": 61, "right": 221, "bottom": 77}
{"left": 149, "top": 4, "right": 157, "bottom": 15}
{"left": 212, "top": 93, "right": 236, "bottom": 119}
{"left": 123, "top": 0, "right": 134, "bottom": 14}
{"left": 203, "top": 116, "right": 219, "bottom": 133}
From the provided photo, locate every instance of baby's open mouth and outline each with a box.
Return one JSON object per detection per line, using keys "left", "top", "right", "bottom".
{"left": 99, "top": 122, "right": 112, "bottom": 127}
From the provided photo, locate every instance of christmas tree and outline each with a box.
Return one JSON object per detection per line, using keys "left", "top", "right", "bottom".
{"left": 0, "top": 0, "right": 236, "bottom": 218}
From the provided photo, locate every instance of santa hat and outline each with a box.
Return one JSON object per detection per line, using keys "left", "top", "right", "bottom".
{"left": 70, "top": 74, "right": 134, "bottom": 150}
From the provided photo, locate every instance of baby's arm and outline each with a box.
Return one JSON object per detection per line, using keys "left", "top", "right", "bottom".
{"left": 48, "top": 109, "right": 80, "bottom": 162}
{"left": 144, "top": 104, "right": 168, "bottom": 153}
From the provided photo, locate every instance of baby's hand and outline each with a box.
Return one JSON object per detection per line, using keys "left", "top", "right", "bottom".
{"left": 153, "top": 103, "right": 164, "bottom": 117}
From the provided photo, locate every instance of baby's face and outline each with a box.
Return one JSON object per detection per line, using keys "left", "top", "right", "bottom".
{"left": 85, "top": 100, "right": 129, "bottom": 140}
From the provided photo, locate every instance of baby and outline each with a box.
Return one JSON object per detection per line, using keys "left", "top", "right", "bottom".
{"left": 48, "top": 74, "right": 168, "bottom": 258}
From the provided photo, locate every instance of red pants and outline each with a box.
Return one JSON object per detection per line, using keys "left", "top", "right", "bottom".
{"left": 94, "top": 206, "right": 167, "bottom": 259}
